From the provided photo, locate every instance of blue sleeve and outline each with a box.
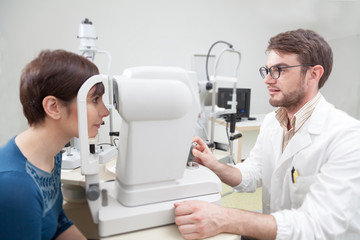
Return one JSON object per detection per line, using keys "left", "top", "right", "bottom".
{"left": 0, "top": 172, "right": 43, "bottom": 240}
{"left": 53, "top": 208, "right": 74, "bottom": 239}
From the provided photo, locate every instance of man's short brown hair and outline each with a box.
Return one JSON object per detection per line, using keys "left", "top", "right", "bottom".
{"left": 267, "top": 29, "right": 333, "bottom": 88}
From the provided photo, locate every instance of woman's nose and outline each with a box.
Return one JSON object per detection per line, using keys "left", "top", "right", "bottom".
{"left": 101, "top": 103, "right": 110, "bottom": 117}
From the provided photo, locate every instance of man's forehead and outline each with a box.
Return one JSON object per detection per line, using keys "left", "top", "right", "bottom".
{"left": 266, "top": 50, "right": 299, "bottom": 66}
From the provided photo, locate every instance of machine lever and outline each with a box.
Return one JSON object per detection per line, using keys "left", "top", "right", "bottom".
{"left": 229, "top": 133, "right": 242, "bottom": 141}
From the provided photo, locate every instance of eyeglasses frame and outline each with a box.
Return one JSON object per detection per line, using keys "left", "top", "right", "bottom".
{"left": 259, "top": 64, "right": 315, "bottom": 79}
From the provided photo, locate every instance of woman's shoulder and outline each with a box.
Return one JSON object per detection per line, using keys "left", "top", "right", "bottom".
{"left": 0, "top": 137, "right": 28, "bottom": 172}
{"left": 0, "top": 170, "right": 40, "bottom": 192}
{"left": 0, "top": 171, "right": 42, "bottom": 209}
{"left": 0, "top": 137, "right": 42, "bottom": 203}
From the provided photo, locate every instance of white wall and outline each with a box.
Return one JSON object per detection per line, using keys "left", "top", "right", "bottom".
{"left": 1, "top": 0, "right": 360, "bottom": 145}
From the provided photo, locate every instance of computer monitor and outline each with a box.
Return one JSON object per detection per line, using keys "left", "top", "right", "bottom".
{"left": 217, "top": 88, "right": 251, "bottom": 121}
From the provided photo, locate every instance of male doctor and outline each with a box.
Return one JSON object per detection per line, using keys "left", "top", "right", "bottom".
{"left": 174, "top": 29, "right": 360, "bottom": 239}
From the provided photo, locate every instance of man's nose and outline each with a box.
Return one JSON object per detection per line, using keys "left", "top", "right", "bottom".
{"left": 264, "top": 73, "right": 276, "bottom": 85}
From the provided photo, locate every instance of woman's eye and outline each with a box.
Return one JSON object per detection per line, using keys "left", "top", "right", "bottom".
{"left": 92, "top": 97, "right": 99, "bottom": 104}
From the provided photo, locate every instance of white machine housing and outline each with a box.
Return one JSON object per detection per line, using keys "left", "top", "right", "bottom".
{"left": 113, "top": 66, "right": 220, "bottom": 206}
{"left": 114, "top": 67, "right": 196, "bottom": 186}
{"left": 78, "top": 67, "right": 222, "bottom": 237}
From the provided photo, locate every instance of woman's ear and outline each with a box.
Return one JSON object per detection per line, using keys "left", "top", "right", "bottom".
{"left": 42, "top": 96, "right": 63, "bottom": 120}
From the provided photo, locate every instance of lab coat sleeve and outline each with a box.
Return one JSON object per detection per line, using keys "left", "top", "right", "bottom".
{"left": 232, "top": 113, "right": 274, "bottom": 192}
{"left": 271, "top": 123, "right": 360, "bottom": 239}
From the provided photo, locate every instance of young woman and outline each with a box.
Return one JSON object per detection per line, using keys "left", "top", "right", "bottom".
{"left": 0, "top": 49, "right": 109, "bottom": 239}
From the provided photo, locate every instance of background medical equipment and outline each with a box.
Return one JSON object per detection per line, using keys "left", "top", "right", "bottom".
{"left": 62, "top": 142, "right": 80, "bottom": 170}
{"left": 218, "top": 88, "right": 251, "bottom": 121}
{"left": 62, "top": 19, "right": 117, "bottom": 169}
{"left": 194, "top": 70, "right": 214, "bottom": 141}
{"left": 201, "top": 41, "right": 243, "bottom": 165}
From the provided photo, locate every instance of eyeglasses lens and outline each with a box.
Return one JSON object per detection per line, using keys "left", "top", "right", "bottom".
{"left": 270, "top": 66, "right": 280, "bottom": 79}
{"left": 260, "top": 67, "right": 268, "bottom": 79}
{"left": 260, "top": 66, "right": 282, "bottom": 79}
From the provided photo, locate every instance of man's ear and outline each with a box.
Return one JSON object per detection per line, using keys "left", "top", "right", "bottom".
{"left": 309, "top": 65, "right": 324, "bottom": 87}
{"left": 42, "top": 96, "right": 63, "bottom": 120}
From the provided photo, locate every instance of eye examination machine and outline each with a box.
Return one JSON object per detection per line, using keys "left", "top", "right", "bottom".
{"left": 65, "top": 19, "right": 245, "bottom": 237}
{"left": 77, "top": 67, "right": 222, "bottom": 237}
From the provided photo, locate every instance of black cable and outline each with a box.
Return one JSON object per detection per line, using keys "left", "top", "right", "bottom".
{"left": 226, "top": 121, "right": 231, "bottom": 146}
{"left": 113, "top": 138, "right": 119, "bottom": 149}
{"left": 98, "top": 143, "right": 112, "bottom": 146}
{"left": 205, "top": 41, "right": 233, "bottom": 90}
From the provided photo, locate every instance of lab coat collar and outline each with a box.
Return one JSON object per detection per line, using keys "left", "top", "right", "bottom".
{"left": 306, "top": 96, "right": 330, "bottom": 135}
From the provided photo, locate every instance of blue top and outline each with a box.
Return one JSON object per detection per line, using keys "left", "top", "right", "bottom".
{"left": 0, "top": 137, "right": 73, "bottom": 240}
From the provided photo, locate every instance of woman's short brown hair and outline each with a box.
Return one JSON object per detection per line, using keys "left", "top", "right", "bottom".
{"left": 267, "top": 29, "right": 333, "bottom": 89}
{"left": 20, "top": 49, "right": 103, "bottom": 125}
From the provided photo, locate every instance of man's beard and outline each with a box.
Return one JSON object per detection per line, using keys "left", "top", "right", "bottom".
{"left": 269, "top": 78, "right": 306, "bottom": 110}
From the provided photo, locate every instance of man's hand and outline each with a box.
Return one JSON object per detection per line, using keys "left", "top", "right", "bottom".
{"left": 174, "top": 200, "right": 228, "bottom": 240}
{"left": 192, "top": 136, "right": 220, "bottom": 170}
{"left": 192, "top": 136, "right": 242, "bottom": 187}
{"left": 174, "top": 200, "right": 277, "bottom": 240}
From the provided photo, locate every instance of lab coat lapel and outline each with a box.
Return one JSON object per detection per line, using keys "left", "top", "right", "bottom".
{"left": 271, "top": 124, "right": 283, "bottom": 162}
{"left": 279, "top": 128, "right": 311, "bottom": 165}
{"left": 274, "top": 96, "right": 329, "bottom": 171}
{"left": 269, "top": 117, "right": 312, "bottom": 169}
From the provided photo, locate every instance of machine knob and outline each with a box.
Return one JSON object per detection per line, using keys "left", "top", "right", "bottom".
{"left": 206, "top": 82, "right": 213, "bottom": 90}
{"left": 86, "top": 183, "right": 100, "bottom": 201}
{"left": 186, "top": 145, "right": 199, "bottom": 169}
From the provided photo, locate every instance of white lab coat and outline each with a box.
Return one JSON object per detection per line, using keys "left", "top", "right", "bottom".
{"left": 234, "top": 96, "right": 360, "bottom": 239}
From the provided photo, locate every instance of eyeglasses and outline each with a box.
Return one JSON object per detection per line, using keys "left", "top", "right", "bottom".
{"left": 259, "top": 64, "right": 315, "bottom": 80}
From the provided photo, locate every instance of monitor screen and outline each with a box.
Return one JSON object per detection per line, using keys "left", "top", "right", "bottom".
{"left": 217, "top": 88, "right": 251, "bottom": 120}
